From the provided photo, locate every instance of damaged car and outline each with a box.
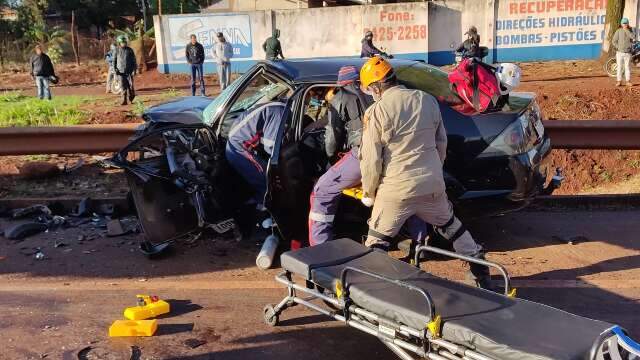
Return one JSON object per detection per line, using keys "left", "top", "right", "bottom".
{"left": 110, "top": 59, "right": 559, "bottom": 254}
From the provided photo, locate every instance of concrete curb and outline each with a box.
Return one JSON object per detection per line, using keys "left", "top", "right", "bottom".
{"left": 1, "top": 195, "right": 638, "bottom": 215}
{"left": 531, "top": 194, "right": 640, "bottom": 210}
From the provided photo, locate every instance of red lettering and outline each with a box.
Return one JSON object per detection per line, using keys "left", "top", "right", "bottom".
{"left": 509, "top": 2, "right": 517, "bottom": 14}
{"left": 565, "top": 0, "right": 574, "bottom": 10}
{"left": 575, "top": 0, "right": 584, "bottom": 10}
{"left": 548, "top": 1, "right": 556, "bottom": 11}
{"left": 527, "top": 2, "right": 534, "bottom": 13}
{"left": 380, "top": 11, "right": 387, "bottom": 22}
{"left": 585, "top": 0, "right": 593, "bottom": 9}
{"left": 594, "top": 0, "right": 605, "bottom": 9}
{"left": 536, "top": 1, "right": 545, "bottom": 12}
{"left": 558, "top": 0, "right": 564, "bottom": 11}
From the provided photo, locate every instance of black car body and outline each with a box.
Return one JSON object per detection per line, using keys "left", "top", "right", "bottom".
{"left": 111, "top": 59, "right": 554, "bottom": 249}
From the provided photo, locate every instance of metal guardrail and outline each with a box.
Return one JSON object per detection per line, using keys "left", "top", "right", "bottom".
{"left": 0, "top": 120, "right": 639, "bottom": 156}
{"left": 542, "top": 120, "right": 640, "bottom": 150}
{"left": 0, "top": 124, "right": 139, "bottom": 155}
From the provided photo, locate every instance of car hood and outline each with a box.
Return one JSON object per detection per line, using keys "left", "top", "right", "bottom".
{"left": 142, "top": 96, "right": 213, "bottom": 124}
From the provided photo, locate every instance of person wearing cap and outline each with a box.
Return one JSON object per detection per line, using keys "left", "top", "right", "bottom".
{"left": 212, "top": 32, "right": 234, "bottom": 91}
{"left": 456, "top": 26, "right": 481, "bottom": 59}
{"left": 308, "top": 66, "right": 371, "bottom": 246}
{"left": 612, "top": 18, "right": 635, "bottom": 87}
{"left": 361, "top": 30, "right": 387, "bottom": 58}
{"left": 113, "top": 35, "right": 137, "bottom": 105}
{"left": 186, "top": 34, "right": 206, "bottom": 96}
{"left": 358, "top": 56, "right": 492, "bottom": 289}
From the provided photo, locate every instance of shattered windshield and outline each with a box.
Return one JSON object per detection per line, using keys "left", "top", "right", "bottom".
{"left": 396, "top": 63, "right": 463, "bottom": 106}
{"left": 229, "top": 82, "right": 290, "bottom": 113}
{"left": 202, "top": 70, "right": 251, "bottom": 126}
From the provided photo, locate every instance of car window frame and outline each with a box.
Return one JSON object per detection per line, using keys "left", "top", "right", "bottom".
{"left": 294, "top": 83, "right": 336, "bottom": 141}
{"left": 211, "top": 65, "right": 295, "bottom": 137}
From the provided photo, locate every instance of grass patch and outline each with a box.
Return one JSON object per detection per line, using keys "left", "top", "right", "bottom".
{"left": 0, "top": 91, "right": 95, "bottom": 127}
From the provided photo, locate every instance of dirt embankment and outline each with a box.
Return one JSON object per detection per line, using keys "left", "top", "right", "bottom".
{"left": 517, "top": 61, "right": 640, "bottom": 194}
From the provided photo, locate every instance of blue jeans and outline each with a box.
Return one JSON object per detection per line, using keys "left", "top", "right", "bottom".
{"left": 35, "top": 76, "right": 51, "bottom": 100}
{"left": 190, "top": 63, "right": 205, "bottom": 96}
{"left": 217, "top": 62, "right": 231, "bottom": 90}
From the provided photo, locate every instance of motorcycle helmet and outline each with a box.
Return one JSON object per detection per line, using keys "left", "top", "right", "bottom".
{"left": 495, "top": 63, "right": 521, "bottom": 95}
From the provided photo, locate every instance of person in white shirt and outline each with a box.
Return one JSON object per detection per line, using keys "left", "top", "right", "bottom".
{"left": 212, "top": 32, "right": 234, "bottom": 91}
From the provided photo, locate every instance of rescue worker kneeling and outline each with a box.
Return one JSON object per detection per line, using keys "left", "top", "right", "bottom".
{"left": 359, "top": 56, "right": 492, "bottom": 289}
{"left": 225, "top": 102, "right": 285, "bottom": 206}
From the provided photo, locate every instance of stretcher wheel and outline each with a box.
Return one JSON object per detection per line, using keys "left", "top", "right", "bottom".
{"left": 263, "top": 304, "right": 279, "bottom": 327}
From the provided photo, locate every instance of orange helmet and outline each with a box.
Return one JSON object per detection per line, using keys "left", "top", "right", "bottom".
{"left": 360, "top": 56, "right": 394, "bottom": 88}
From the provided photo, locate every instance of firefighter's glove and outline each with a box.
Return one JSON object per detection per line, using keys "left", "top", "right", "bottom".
{"left": 361, "top": 197, "right": 374, "bottom": 208}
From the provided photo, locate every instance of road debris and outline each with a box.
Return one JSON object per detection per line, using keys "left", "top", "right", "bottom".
{"left": 12, "top": 205, "right": 52, "bottom": 219}
{"left": 184, "top": 338, "right": 207, "bottom": 349}
{"left": 107, "top": 219, "right": 127, "bottom": 237}
{"left": 18, "top": 161, "right": 61, "bottom": 180}
{"left": 5, "top": 222, "right": 48, "bottom": 240}
{"left": 34, "top": 249, "right": 45, "bottom": 260}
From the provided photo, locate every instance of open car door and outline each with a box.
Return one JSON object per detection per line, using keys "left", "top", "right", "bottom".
{"left": 264, "top": 87, "right": 311, "bottom": 247}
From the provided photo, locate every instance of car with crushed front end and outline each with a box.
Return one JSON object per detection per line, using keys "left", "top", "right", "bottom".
{"left": 110, "top": 58, "right": 558, "bottom": 254}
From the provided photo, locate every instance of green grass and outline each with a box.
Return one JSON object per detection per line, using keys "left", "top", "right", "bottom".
{"left": 0, "top": 91, "right": 95, "bottom": 127}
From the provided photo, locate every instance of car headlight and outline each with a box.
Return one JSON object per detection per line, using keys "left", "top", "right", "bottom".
{"left": 478, "top": 107, "right": 541, "bottom": 158}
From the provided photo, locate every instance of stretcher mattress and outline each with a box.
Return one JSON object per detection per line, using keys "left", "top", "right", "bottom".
{"left": 281, "top": 239, "right": 614, "bottom": 360}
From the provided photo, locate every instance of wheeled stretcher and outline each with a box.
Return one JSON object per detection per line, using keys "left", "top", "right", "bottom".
{"left": 264, "top": 238, "right": 640, "bottom": 360}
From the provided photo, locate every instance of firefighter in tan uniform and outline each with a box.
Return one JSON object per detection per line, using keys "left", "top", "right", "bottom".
{"left": 358, "top": 56, "right": 492, "bottom": 289}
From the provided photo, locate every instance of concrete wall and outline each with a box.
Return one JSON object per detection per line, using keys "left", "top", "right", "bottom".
{"left": 155, "top": 0, "right": 640, "bottom": 74}
{"left": 155, "top": 2, "right": 429, "bottom": 74}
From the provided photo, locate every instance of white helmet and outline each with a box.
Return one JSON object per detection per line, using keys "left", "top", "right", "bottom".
{"left": 495, "top": 63, "right": 521, "bottom": 95}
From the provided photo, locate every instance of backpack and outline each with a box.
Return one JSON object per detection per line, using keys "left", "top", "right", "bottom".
{"left": 448, "top": 58, "right": 501, "bottom": 113}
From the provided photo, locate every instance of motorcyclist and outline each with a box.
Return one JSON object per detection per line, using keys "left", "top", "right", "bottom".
{"left": 360, "top": 31, "right": 391, "bottom": 58}
{"left": 456, "top": 26, "right": 482, "bottom": 59}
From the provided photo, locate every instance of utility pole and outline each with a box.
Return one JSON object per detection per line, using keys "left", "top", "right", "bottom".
{"left": 141, "top": 0, "right": 149, "bottom": 31}
{"left": 158, "top": 0, "right": 162, "bottom": 16}
{"left": 601, "top": 0, "right": 624, "bottom": 60}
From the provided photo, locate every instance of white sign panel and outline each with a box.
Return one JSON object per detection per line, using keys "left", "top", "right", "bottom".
{"left": 362, "top": 3, "right": 428, "bottom": 55}
{"left": 166, "top": 14, "right": 253, "bottom": 62}
{"left": 496, "top": 0, "right": 607, "bottom": 48}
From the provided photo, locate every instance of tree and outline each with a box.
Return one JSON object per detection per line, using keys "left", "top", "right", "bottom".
{"left": 601, "top": 0, "right": 625, "bottom": 60}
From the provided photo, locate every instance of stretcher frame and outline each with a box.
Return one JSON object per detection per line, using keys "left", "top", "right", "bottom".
{"left": 265, "top": 244, "right": 640, "bottom": 360}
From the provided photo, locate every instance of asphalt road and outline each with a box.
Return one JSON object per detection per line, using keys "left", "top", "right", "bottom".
{"left": 0, "top": 208, "right": 639, "bottom": 359}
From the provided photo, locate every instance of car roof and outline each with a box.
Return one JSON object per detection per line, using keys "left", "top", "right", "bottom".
{"left": 259, "top": 58, "right": 427, "bottom": 83}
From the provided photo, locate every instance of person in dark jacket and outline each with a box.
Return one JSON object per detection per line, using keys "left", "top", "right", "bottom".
{"left": 308, "top": 65, "right": 426, "bottom": 246}
{"left": 30, "top": 45, "right": 55, "bottom": 100}
{"left": 456, "top": 26, "right": 481, "bottom": 59}
{"left": 113, "top": 35, "right": 137, "bottom": 105}
{"left": 360, "top": 30, "right": 389, "bottom": 58}
{"left": 262, "top": 29, "right": 284, "bottom": 61}
{"left": 225, "top": 102, "right": 285, "bottom": 205}
{"left": 186, "top": 34, "right": 206, "bottom": 96}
